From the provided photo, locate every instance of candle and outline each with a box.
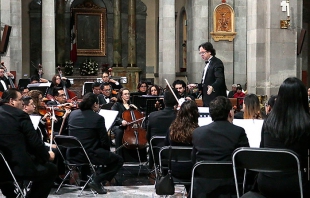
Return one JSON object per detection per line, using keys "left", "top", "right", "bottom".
{"left": 287, "top": 1, "right": 290, "bottom": 17}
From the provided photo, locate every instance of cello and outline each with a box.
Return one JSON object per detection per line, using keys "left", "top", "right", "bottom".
{"left": 120, "top": 105, "right": 147, "bottom": 150}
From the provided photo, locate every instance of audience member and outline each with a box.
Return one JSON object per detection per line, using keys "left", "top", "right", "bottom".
{"left": 234, "top": 94, "right": 261, "bottom": 119}
{"left": 68, "top": 93, "right": 123, "bottom": 194}
{"left": 256, "top": 77, "right": 310, "bottom": 197}
{"left": 192, "top": 96, "right": 249, "bottom": 197}
{"left": 164, "top": 100, "right": 199, "bottom": 193}
{"left": 228, "top": 84, "right": 237, "bottom": 98}
{"left": 233, "top": 86, "right": 245, "bottom": 107}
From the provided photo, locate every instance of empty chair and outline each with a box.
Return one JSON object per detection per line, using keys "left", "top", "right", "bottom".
{"left": 0, "top": 150, "right": 26, "bottom": 198}
{"left": 54, "top": 135, "right": 98, "bottom": 196}
{"left": 158, "top": 146, "right": 193, "bottom": 196}
{"left": 232, "top": 147, "right": 304, "bottom": 198}
{"left": 149, "top": 136, "right": 165, "bottom": 178}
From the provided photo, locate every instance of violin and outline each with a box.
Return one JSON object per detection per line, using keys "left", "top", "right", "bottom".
{"left": 121, "top": 106, "right": 147, "bottom": 150}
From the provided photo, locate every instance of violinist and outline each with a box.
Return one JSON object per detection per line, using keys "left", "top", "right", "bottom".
{"left": 68, "top": 93, "right": 123, "bottom": 194}
{"left": 0, "top": 67, "right": 13, "bottom": 92}
{"left": 102, "top": 71, "right": 122, "bottom": 97}
{"left": 172, "top": 79, "right": 195, "bottom": 101}
{"left": 46, "top": 88, "right": 70, "bottom": 135}
{"left": 92, "top": 82, "right": 104, "bottom": 105}
{"left": 111, "top": 88, "right": 147, "bottom": 162}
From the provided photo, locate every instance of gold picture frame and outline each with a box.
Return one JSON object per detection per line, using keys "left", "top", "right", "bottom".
{"left": 72, "top": 2, "right": 106, "bottom": 56}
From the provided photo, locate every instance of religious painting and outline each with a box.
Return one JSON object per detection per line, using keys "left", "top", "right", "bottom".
{"left": 210, "top": 3, "right": 236, "bottom": 42}
{"left": 72, "top": 0, "right": 106, "bottom": 56}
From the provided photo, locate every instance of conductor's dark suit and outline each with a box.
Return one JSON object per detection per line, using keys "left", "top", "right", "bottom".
{"left": 68, "top": 109, "right": 123, "bottom": 183}
{"left": 192, "top": 120, "right": 249, "bottom": 198}
{"left": 0, "top": 104, "right": 57, "bottom": 198}
{"left": 202, "top": 56, "right": 227, "bottom": 107}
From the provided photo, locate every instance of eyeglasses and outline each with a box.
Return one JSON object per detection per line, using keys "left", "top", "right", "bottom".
{"left": 199, "top": 51, "right": 207, "bottom": 55}
{"left": 57, "top": 94, "right": 66, "bottom": 97}
{"left": 140, "top": 86, "right": 147, "bottom": 88}
{"left": 103, "top": 89, "right": 111, "bottom": 92}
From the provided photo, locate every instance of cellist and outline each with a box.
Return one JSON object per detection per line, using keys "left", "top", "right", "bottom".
{"left": 111, "top": 88, "right": 147, "bottom": 162}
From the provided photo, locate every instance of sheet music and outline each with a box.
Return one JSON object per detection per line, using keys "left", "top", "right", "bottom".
{"left": 98, "top": 109, "right": 119, "bottom": 131}
{"left": 30, "top": 115, "right": 41, "bottom": 130}
{"left": 198, "top": 118, "right": 263, "bottom": 148}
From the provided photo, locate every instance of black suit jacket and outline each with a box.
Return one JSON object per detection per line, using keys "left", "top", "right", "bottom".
{"left": 0, "top": 104, "right": 50, "bottom": 177}
{"left": 147, "top": 107, "right": 176, "bottom": 141}
{"left": 68, "top": 109, "right": 110, "bottom": 164}
{"left": 192, "top": 120, "right": 249, "bottom": 197}
{"left": 0, "top": 77, "right": 10, "bottom": 92}
{"left": 202, "top": 56, "right": 227, "bottom": 107}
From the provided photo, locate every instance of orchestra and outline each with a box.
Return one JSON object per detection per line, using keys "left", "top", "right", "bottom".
{"left": 1, "top": 61, "right": 301, "bottom": 197}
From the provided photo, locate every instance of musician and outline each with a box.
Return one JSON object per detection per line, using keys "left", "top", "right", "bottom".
{"left": 52, "top": 74, "right": 71, "bottom": 89}
{"left": 137, "top": 81, "right": 148, "bottom": 95}
{"left": 0, "top": 67, "right": 13, "bottom": 92}
{"left": 46, "top": 88, "right": 70, "bottom": 135}
{"left": 0, "top": 89, "right": 57, "bottom": 198}
{"left": 111, "top": 88, "right": 147, "bottom": 162}
{"left": 102, "top": 71, "right": 122, "bottom": 96}
{"left": 99, "top": 82, "right": 117, "bottom": 107}
{"left": 91, "top": 82, "right": 104, "bottom": 105}
{"left": 147, "top": 88, "right": 178, "bottom": 168}
{"left": 147, "top": 84, "right": 161, "bottom": 96}
{"left": 172, "top": 79, "right": 195, "bottom": 101}
{"left": 68, "top": 93, "right": 123, "bottom": 194}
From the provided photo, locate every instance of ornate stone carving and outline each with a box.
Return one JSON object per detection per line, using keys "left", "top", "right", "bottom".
{"left": 210, "top": 3, "right": 237, "bottom": 42}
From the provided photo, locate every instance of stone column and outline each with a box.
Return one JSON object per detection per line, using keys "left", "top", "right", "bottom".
{"left": 158, "top": 0, "right": 175, "bottom": 86}
{"left": 55, "top": 0, "right": 65, "bottom": 66}
{"left": 128, "top": 0, "right": 136, "bottom": 67}
{"left": 42, "top": 0, "right": 56, "bottom": 80}
{"left": 113, "top": 0, "right": 122, "bottom": 67}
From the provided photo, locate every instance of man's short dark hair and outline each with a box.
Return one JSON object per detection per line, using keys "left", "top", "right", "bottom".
{"left": 52, "top": 87, "right": 63, "bottom": 97}
{"left": 30, "top": 75, "right": 40, "bottom": 83}
{"left": 22, "top": 96, "right": 32, "bottom": 106}
{"left": 209, "top": 96, "right": 232, "bottom": 121}
{"left": 100, "top": 82, "right": 111, "bottom": 90}
{"left": 172, "top": 80, "right": 186, "bottom": 88}
{"left": 92, "top": 82, "right": 101, "bottom": 89}
{"left": 236, "top": 86, "right": 242, "bottom": 91}
{"left": 164, "top": 88, "right": 179, "bottom": 107}
{"left": 198, "top": 42, "right": 216, "bottom": 56}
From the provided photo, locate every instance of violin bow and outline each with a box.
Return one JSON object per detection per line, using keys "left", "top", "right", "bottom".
{"left": 49, "top": 106, "right": 56, "bottom": 151}
{"left": 164, "top": 79, "right": 182, "bottom": 106}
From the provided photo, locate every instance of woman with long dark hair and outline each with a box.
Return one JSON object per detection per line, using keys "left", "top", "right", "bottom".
{"left": 164, "top": 100, "right": 199, "bottom": 193}
{"left": 234, "top": 94, "right": 261, "bottom": 119}
{"left": 257, "top": 77, "right": 310, "bottom": 197}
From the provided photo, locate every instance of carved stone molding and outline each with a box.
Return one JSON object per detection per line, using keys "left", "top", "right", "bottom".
{"left": 210, "top": 3, "right": 237, "bottom": 42}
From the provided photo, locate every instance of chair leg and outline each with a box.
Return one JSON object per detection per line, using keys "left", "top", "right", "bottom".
{"left": 55, "top": 170, "right": 72, "bottom": 194}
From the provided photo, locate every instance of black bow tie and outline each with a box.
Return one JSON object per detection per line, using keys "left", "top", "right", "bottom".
{"left": 205, "top": 61, "right": 209, "bottom": 64}
{"left": 104, "top": 96, "right": 110, "bottom": 99}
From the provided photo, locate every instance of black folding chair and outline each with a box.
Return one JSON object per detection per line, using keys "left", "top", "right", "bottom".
{"left": 232, "top": 147, "right": 304, "bottom": 198}
{"left": 0, "top": 150, "right": 26, "bottom": 198}
{"left": 159, "top": 146, "right": 192, "bottom": 197}
{"left": 149, "top": 136, "right": 165, "bottom": 178}
{"left": 190, "top": 161, "right": 234, "bottom": 198}
{"left": 54, "top": 135, "right": 98, "bottom": 196}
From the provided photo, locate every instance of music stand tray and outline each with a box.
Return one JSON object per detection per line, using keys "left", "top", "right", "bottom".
{"left": 27, "top": 82, "right": 51, "bottom": 96}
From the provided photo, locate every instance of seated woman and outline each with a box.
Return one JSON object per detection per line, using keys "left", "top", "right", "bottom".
{"left": 136, "top": 81, "right": 148, "bottom": 95}
{"left": 164, "top": 100, "right": 199, "bottom": 193}
{"left": 111, "top": 88, "right": 147, "bottom": 162}
{"left": 234, "top": 94, "right": 262, "bottom": 119}
{"left": 255, "top": 77, "right": 310, "bottom": 197}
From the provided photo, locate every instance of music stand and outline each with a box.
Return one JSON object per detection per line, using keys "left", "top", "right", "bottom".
{"left": 145, "top": 98, "right": 165, "bottom": 119}
{"left": 133, "top": 95, "right": 164, "bottom": 112}
{"left": 101, "top": 103, "right": 114, "bottom": 110}
{"left": 27, "top": 82, "right": 51, "bottom": 97}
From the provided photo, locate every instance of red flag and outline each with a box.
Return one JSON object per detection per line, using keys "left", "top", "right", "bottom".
{"left": 70, "top": 13, "right": 77, "bottom": 63}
